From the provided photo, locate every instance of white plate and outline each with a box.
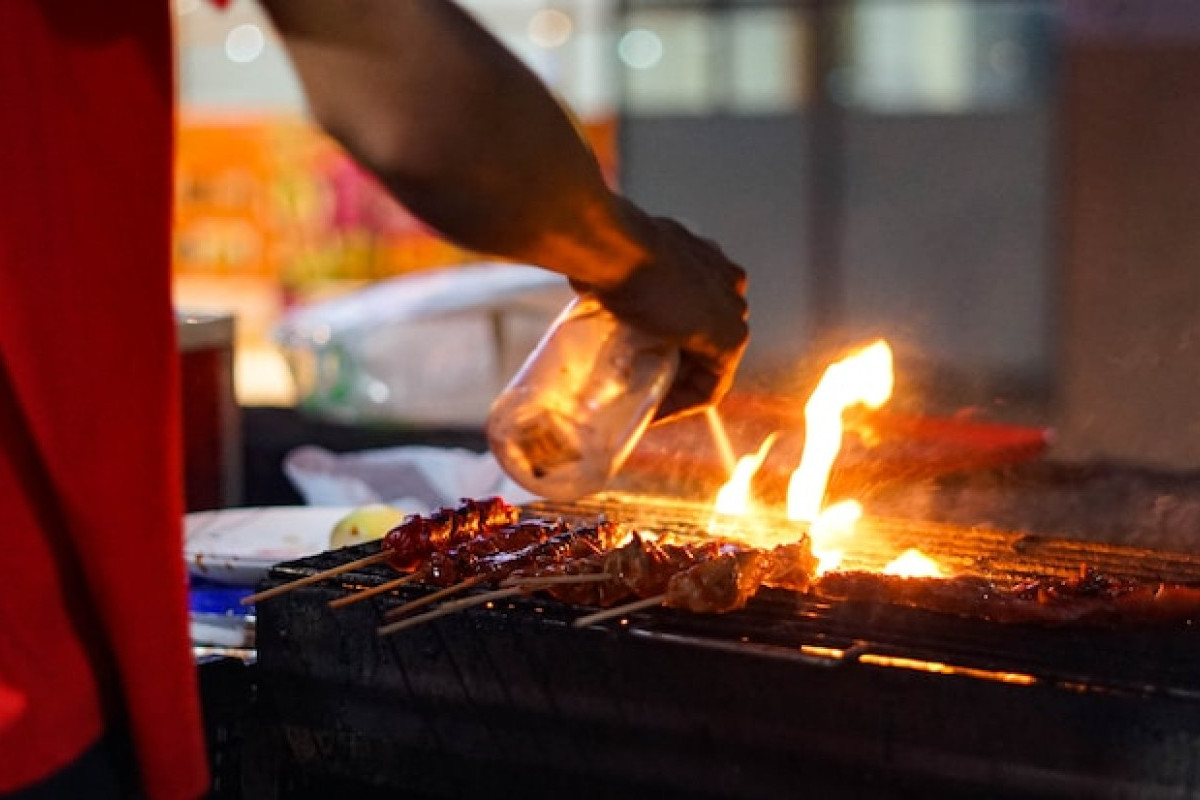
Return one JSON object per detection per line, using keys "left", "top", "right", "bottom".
{"left": 184, "top": 506, "right": 356, "bottom": 585}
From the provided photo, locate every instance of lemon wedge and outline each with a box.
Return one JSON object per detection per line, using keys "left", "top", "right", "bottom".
{"left": 329, "top": 504, "right": 406, "bottom": 549}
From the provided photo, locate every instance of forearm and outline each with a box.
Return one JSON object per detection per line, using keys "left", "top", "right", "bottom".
{"left": 258, "top": 0, "right": 643, "bottom": 288}
{"left": 260, "top": 0, "right": 749, "bottom": 417}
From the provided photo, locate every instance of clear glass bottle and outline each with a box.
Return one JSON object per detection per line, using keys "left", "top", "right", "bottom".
{"left": 486, "top": 294, "right": 679, "bottom": 501}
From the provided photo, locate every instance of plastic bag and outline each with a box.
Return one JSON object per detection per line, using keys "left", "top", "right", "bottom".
{"left": 283, "top": 444, "right": 541, "bottom": 513}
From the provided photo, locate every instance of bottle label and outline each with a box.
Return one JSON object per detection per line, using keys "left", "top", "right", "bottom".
{"left": 514, "top": 415, "right": 583, "bottom": 479}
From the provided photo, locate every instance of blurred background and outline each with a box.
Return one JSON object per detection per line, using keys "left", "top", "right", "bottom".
{"left": 171, "top": 0, "right": 1200, "bottom": 509}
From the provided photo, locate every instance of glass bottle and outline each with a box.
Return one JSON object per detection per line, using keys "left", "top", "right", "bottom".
{"left": 486, "top": 294, "right": 678, "bottom": 501}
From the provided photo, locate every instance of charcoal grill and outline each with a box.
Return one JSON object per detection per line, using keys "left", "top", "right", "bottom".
{"left": 252, "top": 489, "right": 1200, "bottom": 799}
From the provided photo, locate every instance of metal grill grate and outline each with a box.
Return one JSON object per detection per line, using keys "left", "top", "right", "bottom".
{"left": 255, "top": 493, "right": 1200, "bottom": 799}
{"left": 529, "top": 492, "right": 1200, "bottom": 585}
{"left": 270, "top": 493, "right": 1200, "bottom": 699}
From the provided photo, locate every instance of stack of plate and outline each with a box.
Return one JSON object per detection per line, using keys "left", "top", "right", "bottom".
{"left": 184, "top": 506, "right": 353, "bottom": 657}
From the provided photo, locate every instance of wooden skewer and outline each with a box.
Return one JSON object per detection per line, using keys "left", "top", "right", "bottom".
{"left": 240, "top": 550, "right": 390, "bottom": 606}
{"left": 380, "top": 575, "right": 487, "bottom": 621}
{"left": 377, "top": 586, "right": 527, "bottom": 637}
{"left": 328, "top": 570, "right": 427, "bottom": 609}
{"left": 572, "top": 594, "right": 666, "bottom": 628}
{"left": 498, "top": 572, "right": 615, "bottom": 588}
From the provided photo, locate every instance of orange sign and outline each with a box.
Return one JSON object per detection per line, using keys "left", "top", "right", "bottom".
{"left": 173, "top": 111, "right": 619, "bottom": 305}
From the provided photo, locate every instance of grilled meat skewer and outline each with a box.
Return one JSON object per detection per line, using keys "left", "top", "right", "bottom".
{"left": 383, "top": 495, "right": 520, "bottom": 570}
{"left": 243, "top": 496, "right": 521, "bottom": 606}
{"left": 814, "top": 565, "right": 1200, "bottom": 626}
{"left": 505, "top": 532, "right": 819, "bottom": 614}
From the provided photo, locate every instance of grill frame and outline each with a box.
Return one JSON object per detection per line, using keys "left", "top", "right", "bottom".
{"left": 252, "top": 495, "right": 1200, "bottom": 798}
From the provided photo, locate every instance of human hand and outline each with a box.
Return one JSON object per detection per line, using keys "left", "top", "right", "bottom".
{"left": 582, "top": 196, "right": 749, "bottom": 422}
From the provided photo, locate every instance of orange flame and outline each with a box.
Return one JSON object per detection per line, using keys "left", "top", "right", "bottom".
{"left": 882, "top": 548, "right": 944, "bottom": 578}
{"left": 787, "top": 340, "right": 893, "bottom": 523}
{"left": 706, "top": 339, "right": 947, "bottom": 579}
{"left": 712, "top": 432, "right": 778, "bottom": 518}
{"left": 808, "top": 500, "right": 861, "bottom": 574}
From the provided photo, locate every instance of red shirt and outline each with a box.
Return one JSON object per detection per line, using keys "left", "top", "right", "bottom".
{"left": 0, "top": 2, "right": 208, "bottom": 797}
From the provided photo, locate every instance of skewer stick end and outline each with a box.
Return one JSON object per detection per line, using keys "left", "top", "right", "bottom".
{"left": 572, "top": 594, "right": 667, "bottom": 628}
{"left": 238, "top": 549, "right": 391, "bottom": 606}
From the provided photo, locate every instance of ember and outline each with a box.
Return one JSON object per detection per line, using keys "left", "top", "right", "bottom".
{"left": 883, "top": 548, "right": 944, "bottom": 578}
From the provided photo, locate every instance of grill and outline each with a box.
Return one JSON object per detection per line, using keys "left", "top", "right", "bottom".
{"left": 251, "top": 475, "right": 1200, "bottom": 800}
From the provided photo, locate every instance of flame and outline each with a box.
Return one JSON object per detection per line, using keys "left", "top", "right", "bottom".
{"left": 615, "top": 528, "right": 661, "bottom": 547}
{"left": 712, "top": 433, "right": 778, "bottom": 517}
{"left": 704, "top": 339, "right": 952, "bottom": 580}
{"left": 882, "top": 548, "right": 944, "bottom": 578}
{"left": 808, "top": 500, "right": 860, "bottom": 574}
{"left": 787, "top": 340, "right": 893, "bottom": 523}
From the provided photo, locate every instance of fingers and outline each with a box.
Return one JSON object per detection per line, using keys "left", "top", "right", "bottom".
{"left": 653, "top": 360, "right": 716, "bottom": 423}
{"left": 655, "top": 216, "right": 746, "bottom": 292}
{"left": 588, "top": 203, "right": 749, "bottom": 422}
{"left": 654, "top": 333, "right": 748, "bottom": 423}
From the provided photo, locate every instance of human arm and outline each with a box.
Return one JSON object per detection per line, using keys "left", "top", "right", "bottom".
{"left": 257, "top": 0, "right": 748, "bottom": 417}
